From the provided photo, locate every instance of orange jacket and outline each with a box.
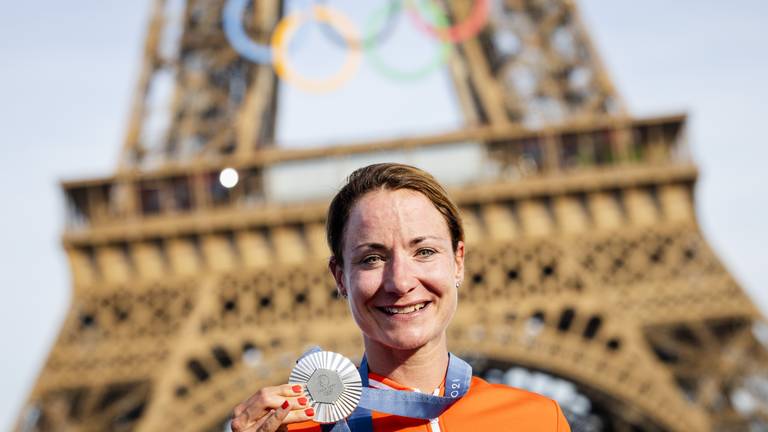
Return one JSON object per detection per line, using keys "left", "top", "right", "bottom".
{"left": 289, "top": 373, "right": 571, "bottom": 431}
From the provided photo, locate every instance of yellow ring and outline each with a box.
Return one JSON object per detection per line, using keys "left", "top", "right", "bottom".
{"left": 271, "top": 5, "right": 362, "bottom": 93}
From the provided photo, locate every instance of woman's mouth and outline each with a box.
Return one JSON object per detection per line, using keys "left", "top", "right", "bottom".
{"left": 378, "top": 302, "right": 429, "bottom": 315}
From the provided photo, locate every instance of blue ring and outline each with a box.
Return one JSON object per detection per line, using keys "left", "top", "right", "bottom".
{"left": 223, "top": 0, "right": 273, "bottom": 64}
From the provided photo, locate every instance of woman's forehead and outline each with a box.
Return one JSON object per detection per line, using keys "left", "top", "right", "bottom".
{"left": 345, "top": 189, "right": 450, "bottom": 240}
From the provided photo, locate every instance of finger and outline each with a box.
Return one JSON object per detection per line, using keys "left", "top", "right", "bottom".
{"left": 232, "top": 394, "right": 272, "bottom": 431}
{"left": 231, "top": 385, "right": 303, "bottom": 431}
{"left": 279, "top": 383, "right": 306, "bottom": 397}
{"left": 240, "top": 387, "right": 304, "bottom": 423}
{"left": 239, "top": 402, "right": 314, "bottom": 432}
{"left": 244, "top": 409, "right": 275, "bottom": 432}
{"left": 283, "top": 406, "right": 316, "bottom": 424}
{"left": 255, "top": 400, "right": 292, "bottom": 432}
{"left": 245, "top": 418, "right": 288, "bottom": 432}
{"left": 236, "top": 384, "right": 304, "bottom": 416}
{"left": 246, "top": 395, "right": 311, "bottom": 429}
{"left": 282, "top": 394, "right": 311, "bottom": 412}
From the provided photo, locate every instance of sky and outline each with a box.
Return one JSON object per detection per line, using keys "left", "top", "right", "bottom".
{"left": 0, "top": 1, "right": 767, "bottom": 430}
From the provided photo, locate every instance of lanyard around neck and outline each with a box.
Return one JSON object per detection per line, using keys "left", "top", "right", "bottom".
{"left": 324, "top": 351, "right": 473, "bottom": 432}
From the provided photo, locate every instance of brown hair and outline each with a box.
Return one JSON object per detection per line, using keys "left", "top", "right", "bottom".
{"left": 326, "top": 163, "right": 464, "bottom": 265}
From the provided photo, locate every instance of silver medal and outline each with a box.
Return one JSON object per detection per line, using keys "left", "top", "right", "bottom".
{"left": 289, "top": 351, "right": 362, "bottom": 423}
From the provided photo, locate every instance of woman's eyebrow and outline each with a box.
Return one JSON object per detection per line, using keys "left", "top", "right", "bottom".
{"left": 353, "top": 236, "right": 445, "bottom": 250}
{"left": 410, "top": 235, "right": 443, "bottom": 245}
{"left": 353, "top": 242, "right": 387, "bottom": 251}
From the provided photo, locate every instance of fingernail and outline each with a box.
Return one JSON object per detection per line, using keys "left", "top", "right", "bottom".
{"left": 298, "top": 397, "right": 307, "bottom": 406}
{"left": 281, "top": 400, "right": 290, "bottom": 409}
{"left": 292, "top": 385, "right": 302, "bottom": 393}
{"left": 305, "top": 408, "right": 315, "bottom": 417}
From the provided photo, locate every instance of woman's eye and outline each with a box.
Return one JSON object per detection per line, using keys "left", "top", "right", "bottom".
{"left": 361, "top": 255, "right": 383, "bottom": 265}
{"left": 416, "top": 248, "right": 436, "bottom": 258}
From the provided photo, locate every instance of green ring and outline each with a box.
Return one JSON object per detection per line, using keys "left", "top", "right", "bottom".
{"left": 364, "top": 0, "right": 452, "bottom": 81}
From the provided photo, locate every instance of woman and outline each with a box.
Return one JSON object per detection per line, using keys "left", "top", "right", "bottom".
{"left": 231, "top": 163, "right": 571, "bottom": 431}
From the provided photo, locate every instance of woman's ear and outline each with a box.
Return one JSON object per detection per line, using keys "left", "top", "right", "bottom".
{"left": 328, "top": 256, "right": 347, "bottom": 298}
{"left": 453, "top": 241, "right": 465, "bottom": 287}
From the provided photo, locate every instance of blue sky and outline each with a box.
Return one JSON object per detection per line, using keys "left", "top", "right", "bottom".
{"left": 0, "top": 1, "right": 766, "bottom": 429}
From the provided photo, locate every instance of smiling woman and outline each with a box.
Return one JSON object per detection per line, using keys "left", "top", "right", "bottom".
{"left": 230, "top": 163, "right": 571, "bottom": 432}
{"left": 329, "top": 179, "right": 463, "bottom": 364}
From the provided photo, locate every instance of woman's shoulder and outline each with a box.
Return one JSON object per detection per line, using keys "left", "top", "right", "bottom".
{"left": 443, "top": 376, "right": 570, "bottom": 431}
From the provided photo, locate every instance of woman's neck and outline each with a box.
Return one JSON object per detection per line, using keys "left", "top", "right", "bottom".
{"left": 363, "top": 335, "right": 449, "bottom": 392}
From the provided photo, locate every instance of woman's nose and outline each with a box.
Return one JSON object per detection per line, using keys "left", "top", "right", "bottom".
{"left": 383, "top": 253, "right": 417, "bottom": 295}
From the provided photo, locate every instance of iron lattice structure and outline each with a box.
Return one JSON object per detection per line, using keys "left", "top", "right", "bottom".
{"left": 16, "top": 1, "right": 768, "bottom": 431}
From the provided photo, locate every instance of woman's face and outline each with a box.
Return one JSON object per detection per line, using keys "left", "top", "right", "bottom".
{"left": 330, "top": 188, "right": 465, "bottom": 351}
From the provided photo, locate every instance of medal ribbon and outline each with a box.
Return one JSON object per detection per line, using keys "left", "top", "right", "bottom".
{"left": 299, "top": 348, "right": 472, "bottom": 432}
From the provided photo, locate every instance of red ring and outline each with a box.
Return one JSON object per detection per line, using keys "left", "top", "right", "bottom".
{"left": 406, "top": 0, "right": 490, "bottom": 43}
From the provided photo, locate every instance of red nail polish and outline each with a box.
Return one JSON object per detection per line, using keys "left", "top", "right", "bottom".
{"left": 305, "top": 408, "right": 315, "bottom": 416}
{"left": 298, "top": 397, "right": 307, "bottom": 406}
{"left": 281, "top": 400, "right": 290, "bottom": 409}
{"left": 292, "top": 385, "right": 302, "bottom": 393}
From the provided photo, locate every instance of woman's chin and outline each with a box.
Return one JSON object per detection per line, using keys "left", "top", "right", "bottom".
{"left": 378, "top": 331, "right": 434, "bottom": 351}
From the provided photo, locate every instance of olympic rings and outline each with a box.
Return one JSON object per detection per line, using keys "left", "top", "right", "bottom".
{"left": 271, "top": 5, "right": 362, "bottom": 93}
{"left": 406, "top": 0, "right": 490, "bottom": 43}
{"left": 222, "top": 0, "right": 492, "bottom": 91}
{"left": 364, "top": 0, "right": 451, "bottom": 81}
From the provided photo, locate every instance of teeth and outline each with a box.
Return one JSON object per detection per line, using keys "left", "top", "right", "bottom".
{"left": 383, "top": 303, "right": 427, "bottom": 314}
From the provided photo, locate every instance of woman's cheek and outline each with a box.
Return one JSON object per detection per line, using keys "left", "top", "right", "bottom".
{"left": 349, "top": 269, "right": 381, "bottom": 298}
{"left": 423, "top": 264, "right": 453, "bottom": 293}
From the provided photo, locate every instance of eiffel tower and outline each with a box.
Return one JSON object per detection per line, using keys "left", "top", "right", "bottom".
{"left": 15, "top": 1, "right": 768, "bottom": 431}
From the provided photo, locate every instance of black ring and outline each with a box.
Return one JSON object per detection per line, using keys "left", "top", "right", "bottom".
{"left": 313, "top": 0, "right": 403, "bottom": 50}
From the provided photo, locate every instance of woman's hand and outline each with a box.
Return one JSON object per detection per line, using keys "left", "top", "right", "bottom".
{"left": 231, "top": 384, "right": 315, "bottom": 431}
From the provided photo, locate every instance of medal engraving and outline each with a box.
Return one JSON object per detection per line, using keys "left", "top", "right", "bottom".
{"left": 306, "top": 368, "right": 344, "bottom": 403}
{"left": 289, "top": 350, "right": 362, "bottom": 423}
